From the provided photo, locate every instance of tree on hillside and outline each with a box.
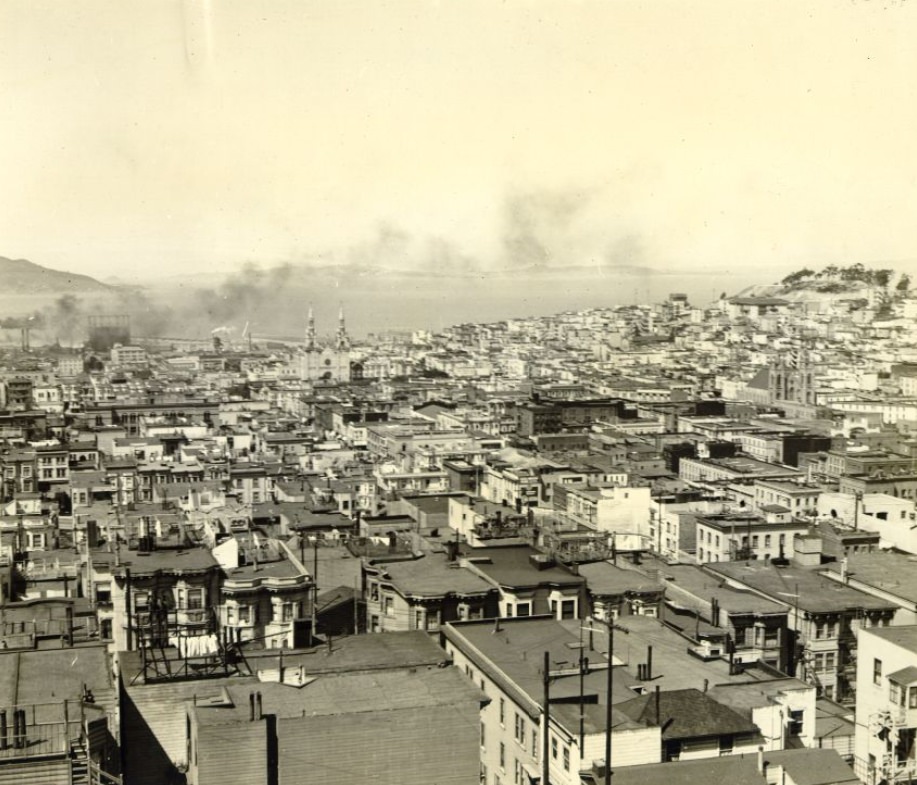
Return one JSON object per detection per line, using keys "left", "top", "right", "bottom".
{"left": 781, "top": 268, "right": 815, "bottom": 286}
{"left": 897, "top": 274, "right": 912, "bottom": 295}
{"left": 871, "top": 269, "right": 893, "bottom": 288}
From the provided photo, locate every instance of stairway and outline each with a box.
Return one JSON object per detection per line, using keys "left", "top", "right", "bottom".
{"left": 71, "top": 739, "right": 89, "bottom": 785}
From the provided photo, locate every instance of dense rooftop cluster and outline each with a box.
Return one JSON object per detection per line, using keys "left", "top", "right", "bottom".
{"left": 1, "top": 274, "right": 916, "bottom": 784}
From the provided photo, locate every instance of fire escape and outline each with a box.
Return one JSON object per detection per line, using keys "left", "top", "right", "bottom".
{"left": 130, "top": 593, "right": 250, "bottom": 685}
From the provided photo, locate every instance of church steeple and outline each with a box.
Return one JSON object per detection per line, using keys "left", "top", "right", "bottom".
{"left": 336, "top": 304, "right": 350, "bottom": 350}
{"left": 305, "top": 305, "right": 316, "bottom": 351}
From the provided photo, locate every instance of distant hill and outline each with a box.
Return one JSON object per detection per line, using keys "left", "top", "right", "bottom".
{"left": 0, "top": 256, "right": 114, "bottom": 294}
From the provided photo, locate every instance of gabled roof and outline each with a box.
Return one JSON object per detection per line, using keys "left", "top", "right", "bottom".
{"left": 888, "top": 665, "right": 917, "bottom": 685}
{"left": 616, "top": 688, "right": 761, "bottom": 740}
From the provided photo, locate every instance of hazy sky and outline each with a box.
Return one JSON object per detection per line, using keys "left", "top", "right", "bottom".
{"left": 2, "top": 0, "right": 917, "bottom": 282}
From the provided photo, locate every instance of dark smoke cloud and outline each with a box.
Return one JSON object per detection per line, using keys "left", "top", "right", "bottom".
{"left": 40, "top": 294, "right": 85, "bottom": 346}
{"left": 502, "top": 189, "right": 595, "bottom": 269}
{"left": 194, "top": 262, "right": 295, "bottom": 324}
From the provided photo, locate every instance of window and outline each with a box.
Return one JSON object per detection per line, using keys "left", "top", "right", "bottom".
{"left": 499, "top": 698, "right": 506, "bottom": 726}
{"left": 562, "top": 746, "right": 570, "bottom": 771}
{"left": 26, "top": 532, "right": 45, "bottom": 549}
{"left": 874, "top": 658, "right": 883, "bottom": 686}
{"left": 814, "top": 620, "right": 837, "bottom": 639}
{"left": 551, "top": 737, "right": 558, "bottom": 760}
{"left": 719, "top": 736, "right": 734, "bottom": 756}
{"left": 561, "top": 600, "right": 576, "bottom": 619}
{"left": 369, "top": 582, "right": 379, "bottom": 602}
{"left": 789, "top": 710, "right": 804, "bottom": 736}
{"left": 891, "top": 683, "right": 904, "bottom": 706}
{"left": 480, "top": 722, "right": 486, "bottom": 749}
{"left": 910, "top": 686, "right": 917, "bottom": 710}
{"left": 186, "top": 589, "right": 204, "bottom": 610}
{"left": 499, "top": 742, "right": 506, "bottom": 771}
{"left": 514, "top": 759, "right": 523, "bottom": 785}
{"left": 532, "top": 729, "right": 538, "bottom": 761}
{"left": 814, "top": 652, "right": 836, "bottom": 673}
{"left": 514, "top": 713, "right": 526, "bottom": 745}
{"left": 516, "top": 602, "right": 531, "bottom": 617}
{"left": 383, "top": 596, "right": 394, "bottom": 617}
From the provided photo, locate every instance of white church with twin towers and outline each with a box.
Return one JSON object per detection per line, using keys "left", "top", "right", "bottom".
{"left": 300, "top": 305, "right": 353, "bottom": 382}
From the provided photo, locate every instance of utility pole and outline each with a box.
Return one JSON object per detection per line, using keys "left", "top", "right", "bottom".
{"left": 311, "top": 538, "right": 318, "bottom": 646}
{"left": 543, "top": 651, "right": 551, "bottom": 785}
{"left": 601, "top": 614, "right": 629, "bottom": 785}
{"left": 353, "top": 576, "right": 360, "bottom": 635}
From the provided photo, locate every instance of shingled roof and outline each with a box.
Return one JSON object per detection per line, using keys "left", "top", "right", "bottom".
{"left": 615, "top": 688, "right": 762, "bottom": 741}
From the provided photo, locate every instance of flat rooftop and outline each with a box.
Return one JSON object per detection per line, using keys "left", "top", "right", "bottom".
{"left": 708, "top": 562, "right": 896, "bottom": 614}
{"left": 445, "top": 615, "right": 774, "bottom": 715}
{"left": 660, "top": 564, "right": 788, "bottom": 615}
{"left": 460, "top": 545, "right": 584, "bottom": 588}
{"left": 823, "top": 551, "right": 917, "bottom": 604}
{"left": 859, "top": 625, "right": 917, "bottom": 654}
{"left": 374, "top": 554, "right": 494, "bottom": 598}
{"left": 110, "top": 546, "right": 219, "bottom": 577}
{"left": 195, "top": 667, "right": 484, "bottom": 726}
{"left": 708, "top": 678, "right": 812, "bottom": 719}
{"left": 582, "top": 752, "right": 765, "bottom": 785}
{"left": 578, "top": 561, "right": 663, "bottom": 596}
{"left": 0, "top": 645, "right": 114, "bottom": 718}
